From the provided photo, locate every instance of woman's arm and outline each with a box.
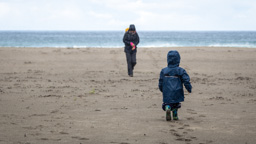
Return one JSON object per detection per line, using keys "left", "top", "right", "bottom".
{"left": 134, "top": 33, "right": 140, "bottom": 46}
{"left": 123, "top": 32, "right": 130, "bottom": 45}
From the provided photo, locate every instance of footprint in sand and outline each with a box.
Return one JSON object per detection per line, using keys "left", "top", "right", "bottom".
{"left": 178, "top": 124, "right": 190, "bottom": 130}
{"left": 169, "top": 124, "right": 196, "bottom": 143}
{"left": 71, "top": 136, "right": 89, "bottom": 140}
{"left": 159, "top": 142, "right": 168, "bottom": 144}
{"left": 40, "top": 138, "right": 61, "bottom": 141}
{"left": 169, "top": 129, "right": 177, "bottom": 132}
{"left": 59, "top": 132, "right": 69, "bottom": 135}
{"left": 187, "top": 109, "right": 197, "bottom": 114}
{"left": 186, "top": 117, "right": 195, "bottom": 120}
{"left": 172, "top": 132, "right": 182, "bottom": 137}
{"left": 171, "top": 132, "right": 192, "bottom": 142}
{"left": 199, "top": 115, "right": 206, "bottom": 117}
{"left": 176, "top": 138, "right": 192, "bottom": 142}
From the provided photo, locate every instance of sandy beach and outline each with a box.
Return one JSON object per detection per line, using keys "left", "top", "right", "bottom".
{"left": 0, "top": 47, "right": 256, "bottom": 144}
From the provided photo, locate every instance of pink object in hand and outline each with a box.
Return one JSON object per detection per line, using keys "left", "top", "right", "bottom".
{"left": 130, "top": 42, "right": 135, "bottom": 50}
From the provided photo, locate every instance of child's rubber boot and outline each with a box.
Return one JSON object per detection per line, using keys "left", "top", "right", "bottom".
{"left": 172, "top": 109, "right": 179, "bottom": 120}
{"left": 165, "top": 105, "right": 171, "bottom": 121}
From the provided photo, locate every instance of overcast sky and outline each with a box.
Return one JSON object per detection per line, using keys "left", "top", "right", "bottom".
{"left": 0, "top": 0, "right": 256, "bottom": 31}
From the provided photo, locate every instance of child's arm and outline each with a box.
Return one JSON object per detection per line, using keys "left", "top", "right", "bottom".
{"left": 158, "top": 70, "right": 164, "bottom": 92}
{"left": 181, "top": 69, "right": 192, "bottom": 93}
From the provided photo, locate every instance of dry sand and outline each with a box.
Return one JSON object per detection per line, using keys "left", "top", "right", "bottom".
{"left": 0, "top": 47, "right": 256, "bottom": 144}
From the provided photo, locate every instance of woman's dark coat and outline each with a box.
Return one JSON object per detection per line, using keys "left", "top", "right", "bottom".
{"left": 123, "top": 25, "right": 140, "bottom": 53}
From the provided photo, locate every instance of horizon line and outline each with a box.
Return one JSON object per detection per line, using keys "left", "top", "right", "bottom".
{"left": 1, "top": 30, "right": 256, "bottom": 32}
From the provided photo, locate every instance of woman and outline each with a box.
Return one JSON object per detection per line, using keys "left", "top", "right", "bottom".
{"left": 123, "top": 24, "right": 140, "bottom": 77}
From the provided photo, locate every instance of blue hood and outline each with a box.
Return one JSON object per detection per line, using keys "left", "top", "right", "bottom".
{"left": 167, "top": 50, "right": 180, "bottom": 68}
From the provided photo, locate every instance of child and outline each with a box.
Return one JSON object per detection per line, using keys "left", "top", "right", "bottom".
{"left": 158, "top": 50, "right": 192, "bottom": 121}
{"left": 125, "top": 28, "right": 129, "bottom": 32}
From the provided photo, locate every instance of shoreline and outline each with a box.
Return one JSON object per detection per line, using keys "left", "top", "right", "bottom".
{"left": 1, "top": 46, "right": 256, "bottom": 49}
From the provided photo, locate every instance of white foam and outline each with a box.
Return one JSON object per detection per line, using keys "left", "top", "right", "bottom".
{"left": 208, "top": 43, "right": 256, "bottom": 48}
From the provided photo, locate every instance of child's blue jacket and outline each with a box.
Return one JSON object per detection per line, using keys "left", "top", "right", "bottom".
{"left": 158, "top": 50, "right": 192, "bottom": 103}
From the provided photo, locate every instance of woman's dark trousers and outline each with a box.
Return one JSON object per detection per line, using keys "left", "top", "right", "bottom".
{"left": 125, "top": 52, "right": 136, "bottom": 76}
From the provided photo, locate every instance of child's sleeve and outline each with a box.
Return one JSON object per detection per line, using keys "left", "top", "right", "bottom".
{"left": 181, "top": 69, "right": 192, "bottom": 93}
{"left": 158, "top": 70, "right": 164, "bottom": 92}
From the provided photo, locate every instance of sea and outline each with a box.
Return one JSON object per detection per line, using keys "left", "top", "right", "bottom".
{"left": 0, "top": 31, "right": 255, "bottom": 48}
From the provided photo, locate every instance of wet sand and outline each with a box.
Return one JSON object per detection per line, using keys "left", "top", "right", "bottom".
{"left": 0, "top": 47, "right": 256, "bottom": 144}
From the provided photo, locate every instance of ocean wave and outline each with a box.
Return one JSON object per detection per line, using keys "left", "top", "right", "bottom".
{"left": 1, "top": 31, "right": 256, "bottom": 48}
{"left": 140, "top": 43, "right": 180, "bottom": 48}
{"left": 1, "top": 44, "right": 256, "bottom": 48}
{"left": 208, "top": 43, "right": 256, "bottom": 48}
